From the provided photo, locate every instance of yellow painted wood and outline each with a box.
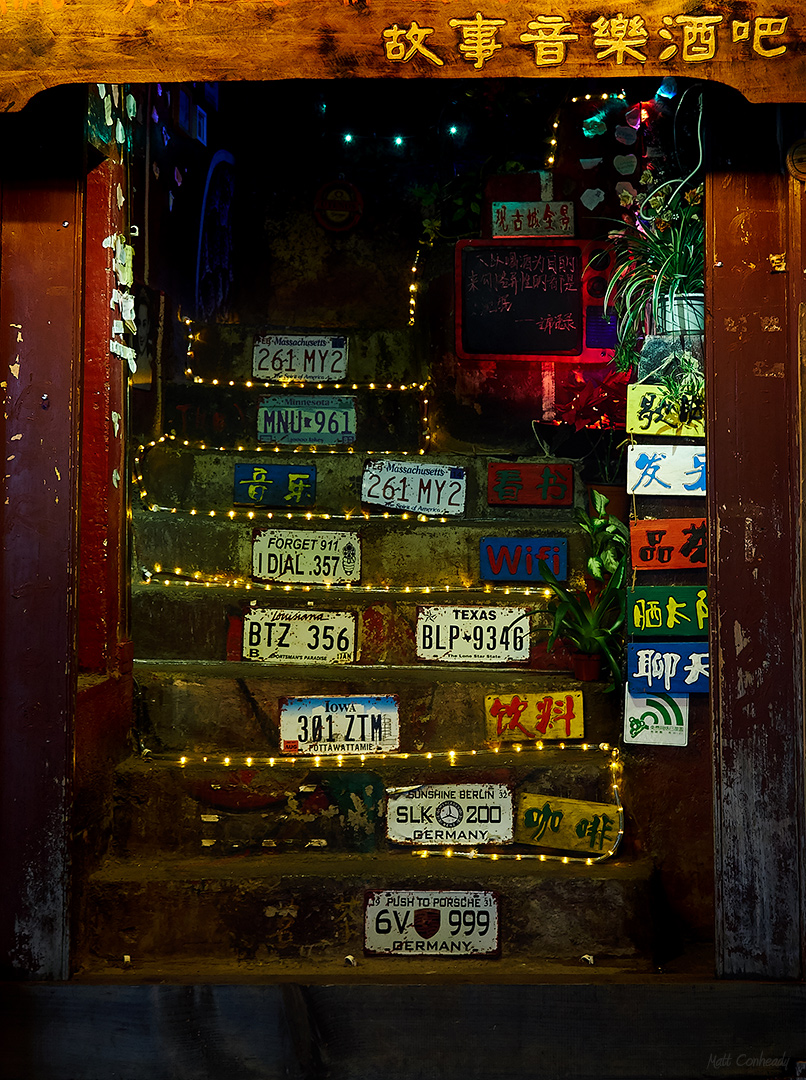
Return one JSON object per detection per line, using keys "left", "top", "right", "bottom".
{"left": 626, "top": 384, "right": 705, "bottom": 437}
{"left": 484, "top": 691, "right": 584, "bottom": 741}
{"left": 516, "top": 791, "right": 620, "bottom": 853}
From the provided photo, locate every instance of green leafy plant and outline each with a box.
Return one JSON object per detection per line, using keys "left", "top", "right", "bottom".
{"left": 577, "top": 488, "right": 628, "bottom": 581}
{"left": 657, "top": 348, "right": 705, "bottom": 417}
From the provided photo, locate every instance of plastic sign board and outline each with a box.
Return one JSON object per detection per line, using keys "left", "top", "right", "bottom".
{"left": 630, "top": 519, "right": 707, "bottom": 569}
{"left": 623, "top": 689, "right": 689, "bottom": 746}
{"left": 364, "top": 890, "right": 499, "bottom": 957}
{"left": 252, "top": 529, "right": 360, "bottom": 584}
{"left": 362, "top": 459, "right": 466, "bottom": 516}
{"left": 258, "top": 395, "right": 356, "bottom": 446}
{"left": 491, "top": 201, "right": 574, "bottom": 238}
{"left": 485, "top": 691, "right": 584, "bottom": 741}
{"left": 626, "top": 383, "right": 705, "bottom": 438}
{"left": 627, "top": 643, "right": 709, "bottom": 695}
{"left": 416, "top": 606, "right": 530, "bottom": 663}
{"left": 243, "top": 608, "right": 355, "bottom": 664}
{"left": 252, "top": 333, "right": 348, "bottom": 382}
{"left": 516, "top": 793, "right": 621, "bottom": 854}
{"left": 628, "top": 586, "right": 709, "bottom": 638}
{"left": 280, "top": 696, "right": 399, "bottom": 755}
{"left": 233, "top": 463, "right": 316, "bottom": 507}
{"left": 627, "top": 442, "right": 706, "bottom": 496}
{"left": 386, "top": 783, "right": 513, "bottom": 845}
{"left": 487, "top": 462, "right": 573, "bottom": 506}
{"left": 480, "top": 537, "right": 567, "bottom": 582}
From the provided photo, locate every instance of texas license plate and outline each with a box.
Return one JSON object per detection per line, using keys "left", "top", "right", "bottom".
{"left": 416, "top": 606, "right": 530, "bottom": 662}
{"left": 242, "top": 609, "right": 355, "bottom": 663}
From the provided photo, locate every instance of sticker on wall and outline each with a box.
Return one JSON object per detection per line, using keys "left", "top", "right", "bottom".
{"left": 491, "top": 201, "right": 573, "bottom": 237}
{"left": 416, "top": 606, "right": 529, "bottom": 663}
{"left": 623, "top": 689, "right": 689, "bottom": 746}
{"left": 480, "top": 537, "right": 568, "bottom": 582}
{"left": 580, "top": 187, "right": 605, "bottom": 210}
{"left": 626, "top": 383, "right": 704, "bottom": 438}
{"left": 627, "top": 642, "right": 709, "bottom": 695}
{"left": 233, "top": 463, "right": 316, "bottom": 507}
{"left": 487, "top": 462, "right": 573, "bottom": 507}
{"left": 242, "top": 608, "right": 355, "bottom": 664}
{"left": 364, "top": 890, "right": 500, "bottom": 957}
{"left": 252, "top": 333, "right": 348, "bottom": 383}
{"left": 258, "top": 395, "right": 356, "bottom": 446}
{"left": 627, "top": 443, "right": 706, "bottom": 496}
{"left": 362, "top": 459, "right": 466, "bottom": 516}
{"left": 252, "top": 529, "right": 360, "bottom": 584}
{"left": 280, "top": 695, "right": 399, "bottom": 754}
{"left": 630, "top": 518, "right": 707, "bottom": 569}
{"left": 485, "top": 692, "right": 584, "bottom": 741}
{"left": 628, "top": 586, "right": 709, "bottom": 638}
{"left": 515, "top": 793, "right": 622, "bottom": 854}
{"left": 386, "top": 783, "right": 513, "bottom": 846}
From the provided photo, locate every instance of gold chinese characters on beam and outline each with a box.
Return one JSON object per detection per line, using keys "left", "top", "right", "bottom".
{"left": 0, "top": 2, "right": 803, "bottom": 111}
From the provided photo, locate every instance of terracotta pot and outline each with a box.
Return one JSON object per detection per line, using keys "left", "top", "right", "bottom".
{"left": 586, "top": 483, "right": 630, "bottom": 525}
{"left": 572, "top": 652, "right": 602, "bottom": 681}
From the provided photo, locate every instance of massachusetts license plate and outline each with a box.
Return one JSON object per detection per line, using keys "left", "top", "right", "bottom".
{"left": 364, "top": 890, "right": 499, "bottom": 957}
{"left": 386, "top": 783, "right": 513, "bottom": 845}
{"left": 252, "top": 529, "right": 360, "bottom": 584}
{"left": 252, "top": 333, "right": 348, "bottom": 382}
{"left": 258, "top": 395, "right": 356, "bottom": 445}
{"left": 280, "top": 695, "right": 399, "bottom": 755}
{"left": 242, "top": 609, "right": 355, "bottom": 663}
{"left": 416, "top": 606, "right": 530, "bottom": 662}
{"left": 362, "top": 459, "right": 466, "bottom": 515}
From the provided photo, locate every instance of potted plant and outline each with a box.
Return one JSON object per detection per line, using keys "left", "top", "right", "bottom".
{"left": 577, "top": 487, "right": 629, "bottom": 583}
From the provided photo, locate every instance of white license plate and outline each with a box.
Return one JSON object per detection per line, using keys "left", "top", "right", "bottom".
{"left": 280, "top": 696, "right": 399, "bottom": 755}
{"left": 243, "top": 609, "right": 355, "bottom": 663}
{"left": 258, "top": 395, "right": 356, "bottom": 446}
{"left": 387, "top": 783, "right": 513, "bottom": 845}
{"left": 416, "top": 606, "right": 530, "bottom": 662}
{"left": 362, "top": 459, "right": 466, "bottom": 516}
{"left": 364, "top": 890, "right": 499, "bottom": 957}
{"left": 252, "top": 334, "right": 348, "bottom": 382}
{"left": 252, "top": 529, "right": 360, "bottom": 584}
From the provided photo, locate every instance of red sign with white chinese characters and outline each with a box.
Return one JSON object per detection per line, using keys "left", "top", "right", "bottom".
{"left": 630, "top": 518, "right": 708, "bottom": 570}
{"left": 487, "top": 462, "right": 574, "bottom": 506}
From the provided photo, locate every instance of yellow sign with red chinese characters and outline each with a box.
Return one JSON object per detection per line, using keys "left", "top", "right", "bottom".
{"left": 516, "top": 792, "right": 622, "bottom": 854}
{"left": 484, "top": 691, "right": 584, "bottom": 742}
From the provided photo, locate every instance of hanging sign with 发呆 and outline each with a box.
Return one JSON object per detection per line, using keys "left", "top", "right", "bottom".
{"left": 630, "top": 518, "right": 708, "bottom": 569}
{"left": 627, "top": 443, "right": 706, "bottom": 496}
{"left": 627, "top": 642, "right": 709, "bottom": 695}
{"left": 628, "top": 586, "right": 708, "bottom": 638}
{"left": 515, "top": 792, "right": 622, "bottom": 855}
{"left": 484, "top": 692, "right": 584, "bottom": 741}
{"left": 487, "top": 462, "right": 574, "bottom": 506}
{"left": 623, "top": 689, "right": 689, "bottom": 746}
{"left": 626, "top": 383, "right": 705, "bottom": 437}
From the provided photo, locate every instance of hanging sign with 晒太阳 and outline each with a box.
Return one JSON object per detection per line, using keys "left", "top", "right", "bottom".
{"left": 480, "top": 537, "right": 568, "bottom": 582}
{"left": 626, "top": 383, "right": 705, "bottom": 438}
{"left": 252, "top": 333, "right": 348, "bottom": 383}
{"left": 627, "top": 642, "right": 709, "bottom": 695}
{"left": 628, "top": 586, "right": 708, "bottom": 638}
{"left": 487, "top": 462, "right": 574, "bottom": 506}
{"left": 515, "top": 792, "right": 622, "bottom": 855}
{"left": 258, "top": 394, "right": 356, "bottom": 446}
{"left": 485, "top": 692, "right": 584, "bottom": 741}
{"left": 280, "top": 695, "right": 399, "bottom": 754}
{"left": 416, "top": 606, "right": 530, "bottom": 662}
{"left": 630, "top": 518, "right": 708, "bottom": 569}
{"left": 627, "top": 443, "right": 706, "bottom": 496}
{"left": 386, "top": 783, "right": 514, "bottom": 845}
{"left": 252, "top": 529, "right": 360, "bottom": 584}
{"left": 623, "top": 689, "right": 689, "bottom": 746}
{"left": 233, "top": 463, "right": 316, "bottom": 507}
{"left": 242, "top": 608, "right": 356, "bottom": 663}
{"left": 362, "top": 458, "right": 466, "bottom": 516}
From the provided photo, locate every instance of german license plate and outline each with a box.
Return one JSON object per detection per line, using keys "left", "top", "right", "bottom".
{"left": 242, "top": 609, "right": 355, "bottom": 663}
{"left": 364, "top": 890, "right": 499, "bottom": 957}
{"left": 416, "top": 606, "right": 530, "bottom": 662}
{"left": 362, "top": 459, "right": 466, "bottom": 515}
{"left": 386, "top": 783, "right": 513, "bottom": 845}
{"left": 280, "top": 695, "right": 399, "bottom": 755}
{"left": 258, "top": 395, "right": 356, "bottom": 446}
{"left": 252, "top": 529, "right": 360, "bottom": 584}
{"left": 252, "top": 333, "right": 348, "bottom": 382}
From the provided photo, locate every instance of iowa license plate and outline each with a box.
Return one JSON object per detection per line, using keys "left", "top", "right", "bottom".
{"left": 364, "top": 890, "right": 499, "bottom": 957}
{"left": 280, "top": 695, "right": 399, "bottom": 755}
{"left": 386, "top": 783, "right": 513, "bottom": 845}
{"left": 242, "top": 609, "right": 355, "bottom": 664}
{"left": 416, "top": 606, "right": 530, "bottom": 662}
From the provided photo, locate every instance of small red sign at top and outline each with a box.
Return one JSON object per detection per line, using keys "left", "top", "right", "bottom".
{"left": 487, "top": 462, "right": 573, "bottom": 506}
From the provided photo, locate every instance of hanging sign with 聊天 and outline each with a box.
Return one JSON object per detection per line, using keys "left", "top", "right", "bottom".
{"left": 480, "top": 537, "right": 567, "bottom": 582}
{"left": 487, "top": 462, "right": 574, "bottom": 506}
{"left": 627, "top": 642, "right": 709, "bottom": 695}
{"left": 243, "top": 608, "right": 356, "bottom": 663}
{"left": 252, "top": 529, "right": 360, "bottom": 584}
{"left": 364, "top": 890, "right": 500, "bottom": 958}
{"left": 233, "top": 463, "right": 316, "bottom": 507}
{"left": 258, "top": 395, "right": 356, "bottom": 446}
{"left": 628, "top": 586, "right": 709, "bottom": 638}
{"left": 386, "top": 783, "right": 514, "bottom": 845}
{"left": 362, "top": 458, "right": 466, "bottom": 516}
{"left": 491, "top": 201, "right": 574, "bottom": 237}
{"left": 623, "top": 689, "right": 689, "bottom": 746}
{"left": 627, "top": 443, "right": 706, "bottom": 496}
{"left": 417, "top": 606, "right": 530, "bottom": 663}
{"left": 515, "top": 793, "right": 622, "bottom": 854}
{"left": 484, "top": 692, "right": 584, "bottom": 741}
{"left": 630, "top": 518, "right": 708, "bottom": 569}
{"left": 280, "top": 695, "right": 399, "bottom": 754}
{"left": 626, "top": 383, "right": 705, "bottom": 437}
{"left": 252, "top": 333, "right": 348, "bottom": 383}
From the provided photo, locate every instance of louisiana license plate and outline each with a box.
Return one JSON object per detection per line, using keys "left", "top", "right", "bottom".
{"left": 242, "top": 609, "right": 355, "bottom": 663}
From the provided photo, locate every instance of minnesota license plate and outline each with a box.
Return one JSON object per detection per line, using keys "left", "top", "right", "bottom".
{"left": 242, "top": 609, "right": 355, "bottom": 663}
{"left": 258, "top": 395, "right": 356, "bottom": 445}
{"left": 416, "top": 606, "right": 530, "bottom": 663}
{"left": 364, "top": 890, "right": 499, "bottom": 957}
{"left": 280, "top": 695, "right": 399, "bottom": 755}
{"left": 252, "top": 529, "right": 360, "bottom": 584}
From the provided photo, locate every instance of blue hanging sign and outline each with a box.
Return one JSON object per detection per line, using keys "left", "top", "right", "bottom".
{"left": 627, "top": 642, "right": 709, "bottom": 695}
{"left": 480, "top": 537, "right": 567, "bottom": 582}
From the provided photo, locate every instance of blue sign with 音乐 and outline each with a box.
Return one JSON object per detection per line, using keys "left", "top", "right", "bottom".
{"left": 480, "top": 537, "right": 567, "bottom": 582}
{"left": 627, "top": 642, "right": 709, "bottom": 695}
{"left": 233, "top": 463, "right": 316, "bottom": 507}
